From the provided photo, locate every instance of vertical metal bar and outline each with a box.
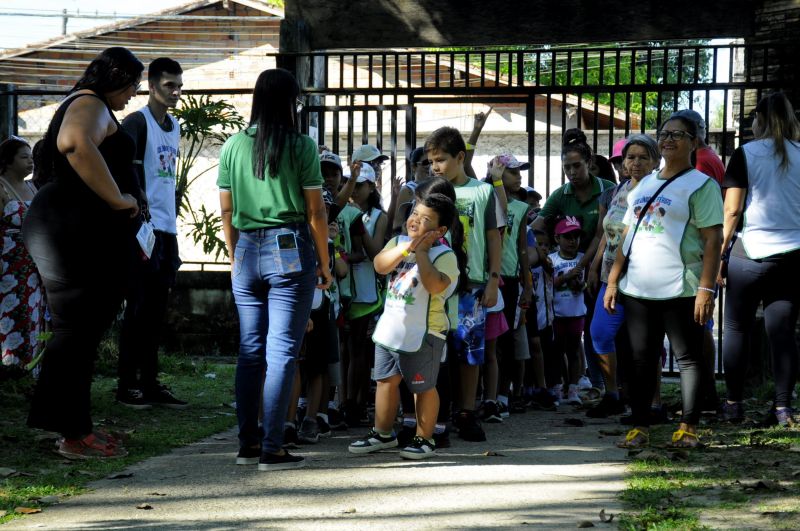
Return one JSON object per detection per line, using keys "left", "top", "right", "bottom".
{"left": 676, "top": 47, "right": 684, "bottom": 85}
{"left": 507, "top": 52, "right": 513, "bottom": 88}
{"left": 545, "top": 93, "right": 552, "bottom": 195}
{"left": 394, "top": 52, "right": 399, "bottom": 88}
{"left": 362, "top": 109, "right": 369, "bottom": 145}
{"left": 368, "top": 54, "right": 373, "bottom": 89}
{"left": 324, "top": 55, "right": 329, "bottom": 90}
{"left": 420, "top": 52, "right": 426, "bottom": 88}
{"left": 646, "top": 48, "right": 652, "bottom": 85}
{"left": 332, "top": 107, "right": 340, "bottom": 154}
{"left": 479, "top": 52, "right": 486, "bottom": 87}
{"left": 451, "top": 52, "right": 456, "bottom": 88}
{"left": 410, "top": 95, "right": 417, "bottom": 149}
{"left": 517, "top": 50, "right": 524, "bottom": 87}
{"left": 318, "top": 109, "right": 326, "bottom": 149}
{"left": 728, "top": 45, "right": 735, "bottom": 82}
{"left": 566, "top": 51, "right": 573, "bottom": 86}
{"left": 576, "top": 92, "right": 582, "bottom": 130}
{"left": 377, "top": 105, "right": 384, "bottom": 155}
{"left": 347, "top": 104, "right": 354, "bottom": 161}
{"left": 640, "top": 91, "right": 647, "bottom": 133}
{"left": 694, "top": 46, "right": 700, "bottom": 84}
{"left": 609, "top": 90, "right": 616, "bottom": 156}
{"left": 561, "top": 91, "right": 568, "bottom": 185}
{"left": 436, "top": 52, "right": 441, "bottom": 88}
{"left": 599, "top": 50, "right": 605, "bottom": 85}
{"left": 712, "top": 47, "right": 718, "bottom": 83}
{"left": 535, "top": 51, "right": 541, "bottom": 86}
{"left": 496, "top": 52, "right": 502, "bottom": 85}
{"left": 593, "top": 93, "right": 600, "bottom": 155}
{"left": 382, "top": 53, "right": 387, "bottom": 89}
{"left": 465, "top": 52, "right": 470, "bottom": 88}
{"left": 353, "top": 53, "right": 358, "bottom": 89}
{"left": 721, "top": 88, "right": 729, "bottom": 165}
{"left": 656, "top": 91, "right": 663, "bottom": 132}
{"left": 583, "top": 50, "right": 588, "bottom": 85}
{"left": 624, "top": 91, "right": 631, "bottom": 138}
{"left": 339, "top": 54, "right": 344, "bottom": 89}
{"left": 390, "top": 107, "right": 398, "bottom": 186}
{"left": 407, "top": 53, "right": 412, "bottom": 87}
{"left": 703, "top": 89, "right": 711, "bottom": 144}
{"left": 528, "top": 95, "right": 536, "bottom": 189}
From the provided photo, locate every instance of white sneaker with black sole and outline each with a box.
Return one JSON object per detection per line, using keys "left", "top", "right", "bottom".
{"left": 348, "top": 428, "right": 397, "bottom": 454}
{"left": 399, "top": 436, "right": 436, "bottom": 460}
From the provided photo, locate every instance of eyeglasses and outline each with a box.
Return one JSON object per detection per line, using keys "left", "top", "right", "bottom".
{"left": 296, "top": 97, "right": 304, "bottom": 114}
{"left": 657, "top": 130, "right": 694, "bottom": 141}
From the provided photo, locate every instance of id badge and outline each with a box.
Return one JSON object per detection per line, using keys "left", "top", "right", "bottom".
{"left": 136, "top": 221, "right": 156, "bottom": 259}
{"left": 273, "top": 232, "right": 302, "bottom": 274}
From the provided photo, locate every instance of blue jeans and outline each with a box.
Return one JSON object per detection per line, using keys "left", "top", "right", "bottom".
{"left": 232, "top": 224, "right": 316, "bottom": 454}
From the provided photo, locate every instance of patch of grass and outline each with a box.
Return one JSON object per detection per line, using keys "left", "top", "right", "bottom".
{"left": 619, "top": 384, "right": 800, "bottom": 530}
{"left": 0, "top": 355, "right": 236, "bottom": 524}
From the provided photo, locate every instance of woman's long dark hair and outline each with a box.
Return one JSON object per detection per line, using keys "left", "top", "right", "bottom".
{"left": 755, "top": 92, "right": 800, "bottom": 171}
{"left": 37, "top": 48, "right": 143, "bottom": 184}
{"left": 0, "top": 137, "right": 29, "bottom": 174}
{"left": 71, "top": 47, "right": 143, "bottom": 96}
{"left": 248, "top": 68, "right": 300, "bottom": 180}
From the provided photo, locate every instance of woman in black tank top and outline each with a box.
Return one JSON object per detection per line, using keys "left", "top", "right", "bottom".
{"left": 23, "top": 47, "right": 143, "bottom": 460}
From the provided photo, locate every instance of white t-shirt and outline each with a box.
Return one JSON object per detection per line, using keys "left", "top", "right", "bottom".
{"left": 549, "top": 251, "right": 586, "bottom": 317}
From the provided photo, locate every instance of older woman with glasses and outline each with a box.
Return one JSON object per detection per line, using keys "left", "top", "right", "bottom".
{"left": 604, "top": 116, "right": 723, "bottom": 449}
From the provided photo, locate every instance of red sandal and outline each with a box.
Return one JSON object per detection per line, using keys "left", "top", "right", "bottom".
{"left": 56, "top": 433, "right": 128, "bottom": 460}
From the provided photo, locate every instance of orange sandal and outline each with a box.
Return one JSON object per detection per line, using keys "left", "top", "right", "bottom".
{"left": 57, "top": 433, "right": 128, "bottom": 460}
{"left": 616, "top": 428, "right": 650, "bottom": 449}
{"left": 669, "top": 429, "right": 700, "bottom": 449}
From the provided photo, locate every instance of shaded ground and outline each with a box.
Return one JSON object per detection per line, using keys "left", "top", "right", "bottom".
{"left": 3, "top": 408, "right": 626, "bottom": 530}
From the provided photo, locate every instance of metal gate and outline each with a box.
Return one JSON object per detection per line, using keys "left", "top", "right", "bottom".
{"left": 286, "top": 42, "right": 793, "bottom": 376}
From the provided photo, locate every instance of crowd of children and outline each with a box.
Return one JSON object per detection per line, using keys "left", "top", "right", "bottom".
{"left": 267, "top": 116, "right": 622, "bottom": 465}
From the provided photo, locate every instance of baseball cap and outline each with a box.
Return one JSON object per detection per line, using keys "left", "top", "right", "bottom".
{"left": 554, "top": 216, "right": 582, "bottom": 235}
{"left": 493, "top": 153, "right": 531, "bottom": 171}
{"left": 319, "top": 150, "right": 342, "bottom": 170}
{"left": 351, "top": 144, "right": 389, "bottom": 163}
{"left": 669, "top": 109, "right": 707, "bottom": 135}
{"left": 523, "top": 186, "right": 542, "bottom": 201}
{"left": 409, "top": 147, "right": 427, "bottom": 165}
{"left": 610, "top": 138, "right": 628, "bottom": 161}
{"left": 355, "top": 163, "right": 376, "bottom": 183}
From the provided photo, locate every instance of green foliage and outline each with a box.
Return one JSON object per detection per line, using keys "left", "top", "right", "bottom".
{"left": 188, "top": 205, "right": 228, "bottom": 261}
{"left": 441, "top": 42, "right": 712, "bottom": 129}
{"left": 172, "top": 95, "right": 245, "bottom": 259}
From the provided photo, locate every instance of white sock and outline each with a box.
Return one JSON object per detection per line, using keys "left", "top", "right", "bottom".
{"left": 402, "top": 417, "right": 417, "bottom": 428}
{"left": 497, "top": 395, "right": 509, "bottom": 407}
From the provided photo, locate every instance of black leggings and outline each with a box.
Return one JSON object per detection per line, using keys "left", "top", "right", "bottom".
{"left": 23, "top": 213, "right": 128, "bottom": 439}
{"left": 723, "top": 253, "right": 800, "bottom": 407}
{"left": 625, "top": 296, "right": 704, "bottom": 426}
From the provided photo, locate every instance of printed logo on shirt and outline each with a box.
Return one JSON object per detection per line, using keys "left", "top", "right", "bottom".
{"left": 157, "top": 145, "right": 178, "bottom": 179}
{"left": 632, "top": 194, "right": 672, "bottom": 234}
{"left": 386, "top": 262, "right": 419, "bottom": 305}
{"left": 455, "top": 198, "right": 475, "bottom": 253}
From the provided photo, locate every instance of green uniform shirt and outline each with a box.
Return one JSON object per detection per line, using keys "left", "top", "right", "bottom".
{"left": 217, "top": 127, "right": 323, "bottom": 230}
{"left": 501, "top": 199, "right": 530, "bottom": 277}
{"left": 454, "top": 178, "right": 495, "bottom": 284}
{"left": 539, "top": 176, "right": 616, "bottom": 252}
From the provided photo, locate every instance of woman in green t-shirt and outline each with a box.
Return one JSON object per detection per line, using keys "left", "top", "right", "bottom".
{"left": 219, "top": 68, "right": 331, "bottom": 471}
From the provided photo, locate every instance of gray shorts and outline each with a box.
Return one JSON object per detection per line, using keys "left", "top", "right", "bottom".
{"left": 373, "top": 334, "right": 444, "bottom": 393}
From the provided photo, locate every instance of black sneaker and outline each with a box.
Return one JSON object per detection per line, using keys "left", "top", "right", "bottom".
{"left": 348, "top": 428, "right": 398, "bottom": 454}
{"left": 397, "top": 424, "right": 416, "bottom": 447}
{"left": 529, "top": 389, "right": 557, "bottom": 411}
{"left": 721, "top": 401, "right": 744, "bottom": 423}
{"left": 509, "top": 398, "right": 527, "bottom": 414}
{"left": 116, "top": 388, "right": 152, "bottom": 410}
{"left": 327, "top": 407, "right": 348, "bottom": 431}
{"left": 399, "top": 436, "right": 437, "bottom": 460}
{"left": 761, "top": 407, "right": 795, "bottom": 428}
{"left": 432, "top": 426, "right": 451, "bottom": 449}
{"left": 283, "top": 424, "right": 299, "bottom": 449}
{"left": 236, "top": 446, "right": 260, "bottom": 465}
{"left": 497, "top": 401, "right": 511, "bottom": 419}
{"left": 295, "top": 406, "right": 307, "bottom": 425}
{"left": 144, "top": 384, "right": 188, "bottom": 409}
{"left": 258, "top": 451, "right": 305, "bottom": 471}
{"left": 297, "top": 417, "right": 319, "bottom": 444}
{"left": 620, "top": 406, "right": 669, "bottom": 426}
{"left": 455, "top": 410, "right": 486, "bottom": 442}
{"left": 586, "top": 395, "right": 626, "bottom": 418}
{"left": 316, "top": 415, "right": 332, "bottom": 438}
{"left": 480, "top": 401, "right": 503, "bottom": 423}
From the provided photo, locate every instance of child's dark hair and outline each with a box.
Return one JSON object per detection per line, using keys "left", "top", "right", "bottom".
{"left": 548, "top": 214, "right": 584, "bottom": 243}
{"left": 415, "top": 181, "right": 468, "bottom": 293}
{"left": 561, "top": 128, "right": 594, "bottom": 164}
{"left": 424, "top": 127, "right": 466, "bottom": 158}
{"left": 359, "top": 182, "right": 384, "bottom": 212}
{"left": 0, "top": 137, "right": 28, "bottom": 173}
{"left": 415, "top": 176, "right": 456, "bottom": 203}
